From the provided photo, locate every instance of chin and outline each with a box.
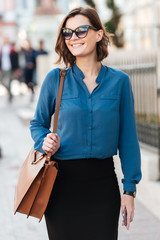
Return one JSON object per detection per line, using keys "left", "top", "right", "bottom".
{"left": 72, "top": 53, "right": 84, "bottom": 57}
{"left": 68, "top": 45, "right": 87, "bottom": 57}
{"left": 69, "top": 47, "right": 95, "bottom": 59}
{"left": 69, "top": 48, "right": 88, "bottom": 57}
{"left": 69, "top": 52, "right": 83, "bottom": 57}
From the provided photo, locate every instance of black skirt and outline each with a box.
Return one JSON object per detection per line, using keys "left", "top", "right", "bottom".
{"left": 44, "top": 157, "right": 121, "bottom": 240}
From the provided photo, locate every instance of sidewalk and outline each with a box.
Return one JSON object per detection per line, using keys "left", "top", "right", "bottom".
{"left": 0, "top": 93, "right": 160, "bottom": 240}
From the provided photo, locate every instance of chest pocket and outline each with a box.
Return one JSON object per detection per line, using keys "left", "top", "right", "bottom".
{"left": 100, "top": 94, "right": 120, "bottom": 112}
{"left": 58, "top": 94, "right": 80, "bottom": 130}
{"left": 60, "top": 93, "right": 79, "bottom": 110}
{"left": 61, "top": 94, "right": 79, "bottom": 100}
{"left": 100, "top": 94, "right": 120, "bottom": 100}
{"left": 61, "top": 85, "right": 79, "bottom": 100}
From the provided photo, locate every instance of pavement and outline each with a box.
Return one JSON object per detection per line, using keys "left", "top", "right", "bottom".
{"left": 0, "top": 84, "right": 160, "bottom": 240}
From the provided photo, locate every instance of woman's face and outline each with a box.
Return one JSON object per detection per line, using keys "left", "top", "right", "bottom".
{"left": 64, "top": 14, "right": 103, "bottom": 60}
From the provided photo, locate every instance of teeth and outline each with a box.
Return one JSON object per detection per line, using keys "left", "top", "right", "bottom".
{"left": 71, "top": 43, "right": 83, "bottom": 47}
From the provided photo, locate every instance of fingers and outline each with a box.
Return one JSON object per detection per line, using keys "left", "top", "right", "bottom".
{"left": 47, "top": 133, "right": 58, "bottom": 142}
{"left": 42, "top": 133, "right": 60, "bottom": 155}
{"left": 121, "top": 194, "right": 135, "bottom": 230}
{"left": 126, "top": 208, "right": 134, "bottom": 230}
{"left": 126, "top": 211, "right": 130, "bottom": 230}
{"left": 130, "top": 210, "right": 134, "bottom": 223}
{"left": 44, "top": 135, "right": 57, "bottom": 147}
{"left": 121, "top": 208, "right": 133, "bottom": 230}
{"left": 42, "top": 141, "right": 56, "bottom": 153}
{"left": 124, "top": 208, "right": 134, "bottom": 230}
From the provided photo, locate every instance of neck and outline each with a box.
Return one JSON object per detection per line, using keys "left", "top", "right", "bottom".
{"left": 76, "top": 57, "right": 101, "bottom": 78}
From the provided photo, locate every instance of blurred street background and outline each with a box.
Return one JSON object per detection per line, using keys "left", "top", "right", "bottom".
{"left": 0, "top": 0, "right": 160, "bottom": 239}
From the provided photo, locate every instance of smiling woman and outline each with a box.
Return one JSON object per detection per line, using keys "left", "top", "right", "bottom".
{"left": 64, "top": 15, "right": 103, "bottom": 61}
{"left": 30, "top": 6, "right": 142, "bottom": 240}
{"left": 55, "top": 7, "right": 110, "bottom": 67}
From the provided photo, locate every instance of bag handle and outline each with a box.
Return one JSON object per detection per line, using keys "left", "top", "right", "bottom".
{"left": 46, "top": 69, "right": 66, "bottom": 161}
{"left": 53, "top": 69, "right": 66, "bottom": 133}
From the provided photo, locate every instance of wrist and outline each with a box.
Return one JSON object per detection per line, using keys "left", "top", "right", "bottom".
{"left": 123, "top": 190, "right": 136, "bottom": 198}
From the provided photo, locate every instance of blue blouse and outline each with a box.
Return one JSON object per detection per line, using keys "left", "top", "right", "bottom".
{"left": 30, "top": 63, "right": 142, "bottom": 192}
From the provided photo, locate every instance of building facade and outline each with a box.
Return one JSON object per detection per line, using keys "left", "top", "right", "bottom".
{"left": 0, "top": 0, "right": 111, "bottom": 50}
{"left": 116, "top": 0, "right": 160, "bottom": 50}
{"left": 0, "top": 0, "right": 60, "bottom": 50}
{"left": 57, "top": 0, "right": 110, "bottom": 22}
{"left": 0, "top": 0, "right": 17, "bottom": 43}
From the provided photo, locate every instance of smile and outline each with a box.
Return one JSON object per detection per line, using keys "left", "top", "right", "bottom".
{"left": 71, "top": 43, "right": 84, "bottom": 48}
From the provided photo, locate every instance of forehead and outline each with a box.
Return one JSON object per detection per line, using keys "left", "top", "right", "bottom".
{"left": 65, "top": 15, "right": 91, "bottom": 29}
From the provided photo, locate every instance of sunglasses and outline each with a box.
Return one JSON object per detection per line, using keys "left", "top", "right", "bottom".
{"left": 62, "top": 25, "right": 98, "bottom": 40}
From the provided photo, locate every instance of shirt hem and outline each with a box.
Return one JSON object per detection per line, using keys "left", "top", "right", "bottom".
{"left": 53, "top": 152, "right": 117, "bottom": 160}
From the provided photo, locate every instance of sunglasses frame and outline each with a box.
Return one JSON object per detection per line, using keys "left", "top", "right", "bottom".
{"left": 62, "top": 25, "right": 98, "bottom": 40}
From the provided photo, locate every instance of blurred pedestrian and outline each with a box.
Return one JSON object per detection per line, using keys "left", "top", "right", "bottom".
{"left": 17, "top": 45, "right": 26, "bottom": 84}
{"left": 30, "top": 6, "right": 142, "bottom": 240}
{"left": 0, "top": 37, "right": 19, "bottom": 102}
{"left": 36, "top": 40, "right": 48, "bottom": 56}
{"left": 23, "top": 39, "right": 36, "bottom": 101}
{"left": 33, "top": 40, "right": 48, "bottom": 86}
{"left": 10, "top": 42, "right": 21, "bottom": 80}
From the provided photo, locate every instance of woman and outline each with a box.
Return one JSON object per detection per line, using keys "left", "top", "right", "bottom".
{"left": 30, "top": 6, "right": 142, "bottom": 240}
{"left": 23, "top": 39, "right": 37, "bottom": 100}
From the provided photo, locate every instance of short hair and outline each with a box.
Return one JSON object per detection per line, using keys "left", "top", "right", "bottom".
{"left": 55, "top": 6, "right": 111, "bottom": 67}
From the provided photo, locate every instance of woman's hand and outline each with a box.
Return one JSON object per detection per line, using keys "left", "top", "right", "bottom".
{"left": 42, "top": 133, "right": 60, "bottom": 156}
{"left": 121, "top": 194, "right": 134, "bottom": 230}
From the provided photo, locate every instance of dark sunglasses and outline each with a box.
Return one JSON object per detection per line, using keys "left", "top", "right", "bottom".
{"left": 62, "top": 25, "right": 98, "bottom": 40}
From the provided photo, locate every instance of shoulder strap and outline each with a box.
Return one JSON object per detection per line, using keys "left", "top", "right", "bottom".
{"left": 52, "top": 69, "right": 66, "bottom": 133}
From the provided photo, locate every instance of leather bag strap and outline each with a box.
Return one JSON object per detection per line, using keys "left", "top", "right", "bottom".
{"left": 53, "top": 69, "right": 66, "bottom": 133}
{"left": 46, "top": 69, "right": 66, "bottom": 160}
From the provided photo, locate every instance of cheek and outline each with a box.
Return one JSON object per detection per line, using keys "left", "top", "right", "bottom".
{"left": 86, "top": 34, "right": 97, "bottom": 48}
{"left": 86, "top": 40, "right": 97, "bottom": 51}
{"left": 65, "top": 41, "right": 75, "bottom": 54}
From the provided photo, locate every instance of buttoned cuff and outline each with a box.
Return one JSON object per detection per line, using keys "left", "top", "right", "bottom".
{"left": 122, "top": 181, "right": 137, "bottom": 192}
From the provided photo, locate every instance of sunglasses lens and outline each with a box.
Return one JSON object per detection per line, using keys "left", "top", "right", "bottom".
{"left": 76, "top": 26, "right": 88, "bottom": 38}
{"left": 62, "top": 29, "right": 72, "bottom": 40}
{"left": 62, "top": 26, "right": 90, "bottom": 40}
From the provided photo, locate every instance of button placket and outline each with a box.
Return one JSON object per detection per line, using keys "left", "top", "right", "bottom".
{"left": 88, "top": 96, "right": 92, "bottom": 153}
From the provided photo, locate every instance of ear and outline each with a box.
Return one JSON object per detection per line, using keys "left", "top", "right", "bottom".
{"left": 96, "top": 29, "right": 103, "bottom": 42}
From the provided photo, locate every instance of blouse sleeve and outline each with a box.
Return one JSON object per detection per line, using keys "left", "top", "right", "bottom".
{"left": 118, "top": 74, "right": 142, "bottom": 192}
{"left": 30, "top": 69, "right": 59, "bottom": 154}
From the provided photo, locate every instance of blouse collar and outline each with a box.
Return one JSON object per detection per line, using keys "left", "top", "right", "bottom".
{"left": 72, "top": 62, "right": 106, "bottom": 84}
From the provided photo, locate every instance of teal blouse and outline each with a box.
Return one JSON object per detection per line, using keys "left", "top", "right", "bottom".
{"left": 30, "top": 63, "right": 142, "bottom": 192}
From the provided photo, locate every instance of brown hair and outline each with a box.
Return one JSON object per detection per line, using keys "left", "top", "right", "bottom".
{"left": 55, "top": 6, "right": 111, "bottom": 67}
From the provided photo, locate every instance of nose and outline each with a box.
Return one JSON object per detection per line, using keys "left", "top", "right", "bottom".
{"left": 70, "top": 32, "right": 78, "bottom": 40}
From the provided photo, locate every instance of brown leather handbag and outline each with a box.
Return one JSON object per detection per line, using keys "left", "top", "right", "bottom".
{"left": 14, "top": 69, "right": 66, "bottom": 222}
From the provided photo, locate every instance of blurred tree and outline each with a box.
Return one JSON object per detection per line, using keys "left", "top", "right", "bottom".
{"left": 84, "top": 0, "right": 96, "bottom": 9}
{"left": 104, "top": 0, "right": 124, "bottom": 47}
